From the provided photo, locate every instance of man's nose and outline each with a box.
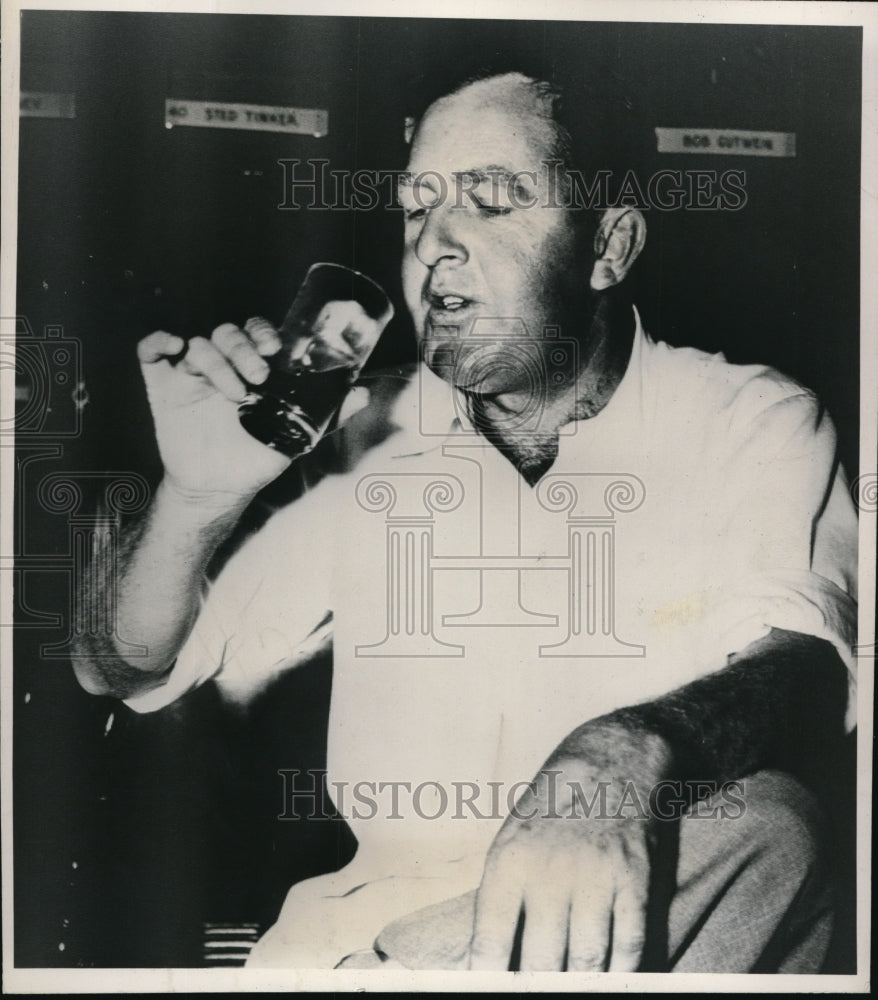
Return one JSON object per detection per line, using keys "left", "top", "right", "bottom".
{"left": 414, "top": 203, "right": 469, "bottom": 268}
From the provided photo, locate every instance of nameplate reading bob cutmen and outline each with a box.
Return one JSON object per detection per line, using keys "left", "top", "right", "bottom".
{"left": 655, "top": 127, "right": 796, "bottom": 157}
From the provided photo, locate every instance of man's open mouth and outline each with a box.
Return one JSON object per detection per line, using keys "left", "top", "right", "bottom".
{"left": 427, "top": 291, "right": 475, "bottom": 316}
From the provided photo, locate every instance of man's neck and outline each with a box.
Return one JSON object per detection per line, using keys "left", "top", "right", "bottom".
{"left": 468, "top": 299, "right": 635, "bottom": 486}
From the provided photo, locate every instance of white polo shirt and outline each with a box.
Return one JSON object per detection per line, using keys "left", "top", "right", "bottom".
{"left": 126, "top": 311, "right": 858, "bottom": 967}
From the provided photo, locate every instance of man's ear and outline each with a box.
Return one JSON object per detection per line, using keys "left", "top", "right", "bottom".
{"left": 589, "top": 208, "right": 647, "bottom": 291}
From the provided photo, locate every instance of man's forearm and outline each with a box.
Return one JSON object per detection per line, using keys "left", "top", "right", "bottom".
{"left": 71, "top": 479, "right": 249, "bottom": 699}
{"left": 552, "top": 629, "right": 850, "bottom": 799}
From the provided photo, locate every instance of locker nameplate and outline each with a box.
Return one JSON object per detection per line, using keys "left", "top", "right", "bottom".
{"left": 656, "top": 128, "right": 795, "bottom": 157}
{"left": 165, "top": 100, "right": 328, "bottom": 137}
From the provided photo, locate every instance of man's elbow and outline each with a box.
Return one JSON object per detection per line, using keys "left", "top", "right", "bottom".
{"left": 70, "top": 644, "right": 173, "bottom": 701}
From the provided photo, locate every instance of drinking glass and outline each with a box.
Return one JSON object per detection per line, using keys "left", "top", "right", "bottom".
{"left": 238, "top": 263, "right": 393, "bottom": 457}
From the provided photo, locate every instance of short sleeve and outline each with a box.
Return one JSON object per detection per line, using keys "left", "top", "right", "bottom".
{"left": 694, "top": 384, "right": 858, "bottom": 729}
{"left": 123, "top": 482, "right": 337, "bottom": 713}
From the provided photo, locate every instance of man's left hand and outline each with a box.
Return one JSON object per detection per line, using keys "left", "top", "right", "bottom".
{"left": 469, "top": 723, "right": 671, "bottom": 971}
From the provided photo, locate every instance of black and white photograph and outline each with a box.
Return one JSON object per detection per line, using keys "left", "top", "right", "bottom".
{"left": 1, "top": 0, "right": 875, "bottom": 992}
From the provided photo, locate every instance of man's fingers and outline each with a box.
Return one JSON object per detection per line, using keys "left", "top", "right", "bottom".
{"left": 566, "top": 874, "right": 614, "bottom": 971}
{"left": 469, "top": 861, "right": 523, "bottom": 970}
{"left": 179, "top": 336, "right": 249, "bottom": 402}
{"left": 137, "top": 330, "right": 186, "bottom": 364}
{"left": 607, "top": 874, "right": 648, "bottom": 972}
{"left": 211, "top": 322, "right": 271, "bottom": 384}
{"left": 518, "top": 889, "right": 570, "bottom": 971}
{"left": 243, "top": 316, "right": 283, "bottom": 357}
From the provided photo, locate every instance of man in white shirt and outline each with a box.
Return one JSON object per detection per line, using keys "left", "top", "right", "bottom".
{"left": 72, "top": 70, "right": 857, "bottom": 972}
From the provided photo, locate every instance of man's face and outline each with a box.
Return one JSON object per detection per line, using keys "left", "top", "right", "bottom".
{"left": 400, "top": 74, "right": 589, "bottom": 397}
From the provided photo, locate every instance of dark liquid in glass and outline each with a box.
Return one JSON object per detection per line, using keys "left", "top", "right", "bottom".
{"left": 238, "top": 366, "right": 353, "bottom": 458}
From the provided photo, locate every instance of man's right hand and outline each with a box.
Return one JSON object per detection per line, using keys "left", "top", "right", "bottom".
{"left": 137, "top": 317, "right": 292, "bottom": 506}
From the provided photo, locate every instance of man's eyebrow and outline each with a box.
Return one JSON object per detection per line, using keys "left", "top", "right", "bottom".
{"left": 397, "top": 167, "right": 519, "bottom": 188}
{"left": 453, "top": 166, "right": 515, "bottom": 184}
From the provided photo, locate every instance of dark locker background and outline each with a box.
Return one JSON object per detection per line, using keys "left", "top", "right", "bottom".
{"left": 13, "top": 12, "right": 860, "bottom": 968}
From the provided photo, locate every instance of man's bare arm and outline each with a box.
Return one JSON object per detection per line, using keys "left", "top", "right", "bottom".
{"left": 71, "top": 481, "right": 251, "bottom": 698}
{"left": 558, "top": 627, "right": 850, "bottom": 797}
{"left": 471, "top": 629, "right": 851, "bottom": 971}
{"left": 71, "top": 321, "right": 292, "bottom": 700}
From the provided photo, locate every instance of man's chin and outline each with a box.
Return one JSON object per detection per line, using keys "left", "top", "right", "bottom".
{"left": 423, "top": 341, "right": 511, "bottom": 393}
{"left": 423, "top": 340, "right": 498, "bottom": 392}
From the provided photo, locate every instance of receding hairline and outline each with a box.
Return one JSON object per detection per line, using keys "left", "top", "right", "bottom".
{"left": 423, "top": 71, "right": 560, "bottom": 124}
{"left": 410, "top": 70, "right": 567, "bottom": 163}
